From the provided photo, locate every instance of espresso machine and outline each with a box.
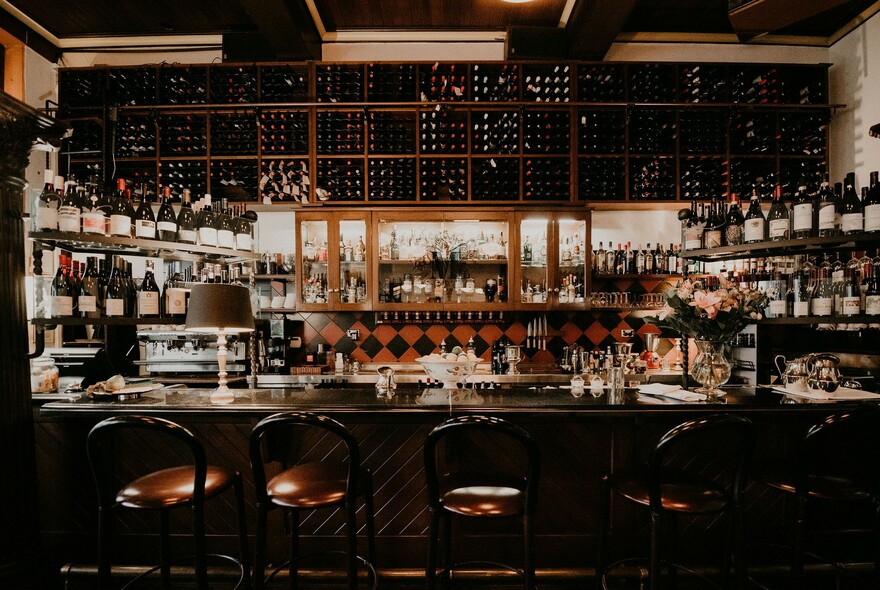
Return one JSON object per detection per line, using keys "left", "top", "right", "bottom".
{"left": 254, "top": 318, "right": 303, "bottom": 374}
{"left": 136, "top": 329, "right": 247, "bottom": 378}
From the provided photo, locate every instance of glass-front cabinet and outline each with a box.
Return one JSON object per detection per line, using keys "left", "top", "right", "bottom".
{"left": 373, "top": 211, "right": 510, "bottom": 311}
{"left": 296, "top": 211, "right": 371, "bottom": 311}
{"left": 513, "top": 211, "right": 590, "bottom": 310}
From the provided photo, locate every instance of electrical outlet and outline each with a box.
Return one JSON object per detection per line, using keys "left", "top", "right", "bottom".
{"left": 621, "top": 329, "right": 634, "bottom": 338}
{"left": 347, "top": 329, "right": 360, "bottom": 341}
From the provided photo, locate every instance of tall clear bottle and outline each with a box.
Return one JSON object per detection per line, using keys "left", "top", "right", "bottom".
{"left": 840, "top": 172, "right": 864, "bottom": 235}
{"left": 176, "top": 188, "right": 197, "bottom": 245}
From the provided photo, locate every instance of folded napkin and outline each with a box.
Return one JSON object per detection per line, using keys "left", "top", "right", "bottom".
{"left": 638, "top": 383, "right": 707, "bottom": 402}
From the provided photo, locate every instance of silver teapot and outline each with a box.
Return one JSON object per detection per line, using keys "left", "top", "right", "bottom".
{"left": 807, "top": 353, "right": 841, "bottom": 393}
{"left": 376, "top": 366, "right": 396, "bottom": 398}
{"left": 775, "top": 354, "right": 813, "bottom": 393}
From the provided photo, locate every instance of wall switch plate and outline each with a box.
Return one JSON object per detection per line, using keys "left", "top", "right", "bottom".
{"left": 621, "top": 329, "right": 634, "bottom": 338}
{"left": 347, "top": 329, "right": 360, "bottom": 340}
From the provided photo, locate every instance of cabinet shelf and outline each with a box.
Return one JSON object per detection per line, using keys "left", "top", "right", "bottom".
{"left": 29, "top": 231, "right": 261, "bottom": 263}
{"left": 253, "top": 274, "right": 296, "bottom": 280}
{"left": 32, "top": 317, "right": 184, "bottom": 327}
{"left": 680, "top": 232, "right": 880, "bottom": 262}
{"left": 757, "top": 315, "right": 880, "bottom": 325}
{"left": 378, "top": 258, "right": 509, "bottom": 265}
{"left": 593, "top": 274, "right": 682, "bottom": 280}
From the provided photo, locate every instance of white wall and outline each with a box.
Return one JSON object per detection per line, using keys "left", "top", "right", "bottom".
{"left": 606, "top": 41, "right": 829, "bottom": 64}
{"left": 829, "top": 11, "right": 880, "bottom": 186}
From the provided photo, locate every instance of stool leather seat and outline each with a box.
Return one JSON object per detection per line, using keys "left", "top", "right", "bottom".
{"left": 267, "top": 463, "right": 371, "bottom": 508}
{"left": 756, "top": 459, "right": 874, "bottom": 501}
{"left": 439, "top": 472, "right": 526, "bottom": 517}
{"left": 116, "top": 465, "right": 234, "bottom": 509}
{"left": 610, "top": 466, "right": 730, "bottom": 514}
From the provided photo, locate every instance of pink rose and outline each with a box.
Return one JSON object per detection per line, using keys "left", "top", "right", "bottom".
{"left": 658, "top": 304, "right": 674, "bottom": 320}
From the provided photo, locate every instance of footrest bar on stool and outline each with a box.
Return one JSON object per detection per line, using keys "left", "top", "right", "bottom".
{"left": 264, "top": 551, "right": 378, "bottom": 590}
{"left": 601, "top": 557, "right": 724, "bottom": 590}
{"left": 60, "top": 554, "right": 248, "bottom": 589}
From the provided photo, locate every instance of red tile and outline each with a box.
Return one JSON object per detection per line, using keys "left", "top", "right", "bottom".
{"left": 504, "top": 323, "right": 527, "bottom": 346}
{"left": 320, "top": 322, "right": 346, "bottom": 346}
{"left": 476, "top": 324, "right": 504, "bottom": 344}
{"left": 584, "top": 322, "right": 610, "bottom": 346}
{"left": 425, "top": 324, "right": 451, "bottom": 344}
{"left": 372, "top": 348, "right": 398, "bottom": 363}
{"left": 399, "top": 348, "right": 422, "bottom": 362}
{"left": 451, "top": 325, "right": 476, "bottom": 345}
{"left": 612, "top": 321, "right": 633, "bottom": 341}
{"left": 350, "top": 348, "right": 370, "bottom": 363}
{"left": 373, "top": 325, "right": 398, "bottom": 346}
{"left": 398, "top": 324, "right": 424, "bottom": 346}
{"left": 530, "top": 349, "right": 555, "bottom": 364}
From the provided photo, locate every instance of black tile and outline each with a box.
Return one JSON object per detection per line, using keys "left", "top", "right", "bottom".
{"left": 597, "top": 311, "right": 621, "bottom": 331}
{"left": 359, "top": 312, "right": 377, "bottom": 331}
{"left": 575, "top": 334, "right": 593, "bottom": 349}
{"left": 358, "top": 334, "right": 383, "bottom": 359}
{"left": 385, "top": 335, "right": 410, "bottom": 358}
{"left": 413, "top": 334, "right": 437, "bottom": 357}
{"left": 471, "top": 334, "right": 489, "bottom": 356}
{"left": 333, "top": 312, "right": 357, "bottom": 332}
{"left": 304, "top": 312, "right": 330, "bottom": 332}
{"left": 599, "top": 335, "right": 618, "bottom": 350}
{"left": 335, "top": 338, "right": 356, "bottom": 355}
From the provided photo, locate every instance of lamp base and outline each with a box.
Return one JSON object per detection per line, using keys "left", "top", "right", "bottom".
{"left": 210, "top": 385, "right": 235, "bottom": 405}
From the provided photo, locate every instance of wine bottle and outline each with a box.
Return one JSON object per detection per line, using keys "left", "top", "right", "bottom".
{"left": 683, "top": 200, "right": 702, "bottom": 250}
{"left": 767, "top": 184, "right": 790, "bottom": 241}
{"left": 865, "top": 171, "right": 880, "bottom": 232}
{"left": 841, "top": 268, "right": 861, "bottom": 316}
{"left": 704, "top": 199, "right": 723, "bottom": 249}
{"left": 792, "top": 270, "right": 810, "bottom": 317}
{"left": 177, "top": 188, "right": 197, "bottom": 244}
{"left": 810, "top": 267, "right": 833, "bottom": 316}
{"left": 216, "top": 198, "right": 235, "bottom": 249}
{"left": 156, "top": 186, "right": 178, "bottom": 242}
{"left": 162, "top": 262, "right": 188, "bottom": 320}
{"left": 133, "top": 184, "right": 157, "bottom": 239}
{"left": 197, "top": 194, "right": 218, "bottom": 246}
{"left": 137, "top": 260, "right": 161, "bottom": 318}
{"left": 234, "top": 205, "right": 255, "bottom": 252}
{"left": 109, "top": 178, "right": 134, "bottom": 238}
{"left": 105, "top": 258, "right": 127, "bottom": 317}
{"left": 51, "top": 254, "right": 73, "bottom": 318}
{"left": 82, "top": 177, "right": 107, "bottom": 236}
{"left": 34, "top": 170, "right": 60, "bottom": 231}
{"left": 724, "top": 194, "right": 745, "bottom": 246}
{"left": 743, "top": 186, "right": 766, "bottom": 243}
{"left": 866, "top": 270, "right": 880, "bottom": 315}
{"left": 840, "top": 172, "right": 864, "bottom": 235}
{"left": 816, "top": 175, "right": 837, "bottom": 236}
{"left": 79, "top": 256, "right": 100, "bottom": 319}
{"left": 791, "top": 180, "right": 814, "bottom": 239}
{"left": 57, "top": 177, "right": 82, "bottom": 233}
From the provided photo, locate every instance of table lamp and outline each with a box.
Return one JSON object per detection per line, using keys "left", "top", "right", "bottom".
{"left": 185, "top": 283, "right": 254, "bottom": 403}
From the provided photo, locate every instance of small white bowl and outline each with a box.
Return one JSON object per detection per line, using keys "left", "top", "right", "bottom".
{"left": 416, "top": 357, "right": 483, "bottom": 389}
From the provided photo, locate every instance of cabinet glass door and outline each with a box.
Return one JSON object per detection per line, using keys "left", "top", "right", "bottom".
{"left": 299, "top": 219, "right": 330, "bottom": 307}
{"left": 518, "top": 217, "right": 551, "bottom": 307}
{"left": 556, "top": 217, "right": 588, "bottom": 307}
{"left": 338, "top": 218, "right": 368, "bottom": 307}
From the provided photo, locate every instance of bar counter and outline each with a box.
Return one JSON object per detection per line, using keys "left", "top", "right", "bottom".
{"left": 34, "top": 386, "right": 878, "bottom": 583}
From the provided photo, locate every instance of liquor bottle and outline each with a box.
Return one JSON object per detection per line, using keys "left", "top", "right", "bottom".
{"left": 156, "top": 186, "right": 178, "bottom": 242}
{"left": 137, "top": 260, "right": 161, "bottom": 318}
{"left": 865, "top": 171, "right": 880, "bottom": 232}
{"left": 79, "top": 256, "right": 100, "bottom": 319}
{"left": 57, "top": 178, "right": 82, "bottom": 233}
{"left": 523, "top": 236, "right": 533, "bottom": 263}
{"left": 792, "top": 270, "right": 810, "bottom": 317}
{"left": 810, "top": 267, "right": 833, "bottom": 316}
{"left": 667, "top": 243, "right": 679, "bottom": 275}
{"left": 105, "top": 258, "right": 127, "bottom": 317}
{"left": 34, "top": 170, "right": 60, "bottom": 231}
{"left": 51, "top": 254, "right": 73, "bottom": 318}
{"left": 625, "top": 242, "right": 636, "bottom": 274}
{"left": 197, "top": 193, "right": 218, "bottom": 246}
{"left": 133, "top": 184, "right": 157, "bottom": 239}
{"left": 767, "top": 184, "right": 790, "bottom": 241}
{"left": 791, "top": 180, "right": 814, "bottom": 239}
{"left": 216, "top": 199, "right": 236, "bottom": 249}
{"left": 635, "top": 244, "right": 646, "bottom": 274}
{"left": 109, "top": 178, "right": 134, "bottom": 238}
{"left": 724, "top": 194, "right": 745, "bottom": 246}
{"left": 177, "top": 188, "right": 197, "bottom": 244}
{"left": 816, "top": 175, "right": 837, "bottom": 236}
{"left": 743, "top": 187, "right": 766, "bottom": 243}
{"left": 840, "top": 173, "right": 864, "bottom": 235}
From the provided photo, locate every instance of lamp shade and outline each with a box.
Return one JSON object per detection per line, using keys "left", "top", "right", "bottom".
{"left": 184, "top": 283, "right": 255, "bottom": 334}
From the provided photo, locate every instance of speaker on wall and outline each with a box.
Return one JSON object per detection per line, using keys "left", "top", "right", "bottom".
{"left": 222, "top": 32, "right": 276, "bottom": 62}
{"left": 506, "top": 26, "right": 567, "bottom": 60}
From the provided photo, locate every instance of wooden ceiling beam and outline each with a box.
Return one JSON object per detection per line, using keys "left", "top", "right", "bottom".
{"left": 565, "top": 0, "right": 638, "bottom": 60}
{"left": 728, "top": 0, "right": 852, "bottom": 38}
{"left": 235, "top": 0, "right": 321, "bottom": 60}
{"left": 0, "top": 9, "right": 60, "bottom": 63}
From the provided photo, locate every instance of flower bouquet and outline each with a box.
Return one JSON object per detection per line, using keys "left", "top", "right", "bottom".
{"left": 646, "top": 276, "right": 768, "bottom": 396}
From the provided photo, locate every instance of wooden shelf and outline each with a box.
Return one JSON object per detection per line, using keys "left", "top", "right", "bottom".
{"left": 32, "top": 317, "right": 183, "bottom": 327}
{"left": 757, "top": 315, "right": 880, "bottom": 325}
{"left": 252, "top": 274, "right": 296, "bottom": 280}
{"left": 593, "top": 273, "right": 682, "bottom": 280}
{"left": 680, "top": 232, "right": 880, "bottom": 262}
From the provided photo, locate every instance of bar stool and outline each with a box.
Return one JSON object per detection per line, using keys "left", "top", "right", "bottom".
{"left": 597, "top": 414, "right": 755, "bottom": 590}
{"left": 423, "top": 415, "right": 540, "bottom": 590}
{"left": 249, "top": 412, "right": 376, "bottom": 590}
{"left": 753, "top": 406, "right": 880, "bottom": 589}
{"left": 86, "top": 415, "right": 251, "bottom": 590}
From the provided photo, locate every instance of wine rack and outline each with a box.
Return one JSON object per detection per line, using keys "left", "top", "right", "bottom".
{"left": 210, "top": 159, "right": 258, "bottom": 202}
{"left": 56, "top": 61, "right": 835, "bottom": 206}
{"left": 779, "top": 158, "right": 826, "bottom": 191}
{"left": 118, "top": 161, "right": 158, "bottom": 197}
{"left": 158, "top": 160, "right": 206, "bottom": 198}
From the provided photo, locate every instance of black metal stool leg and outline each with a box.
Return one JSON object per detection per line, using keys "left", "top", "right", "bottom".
{"left": 97, "top": 506, "right": 113, "bottom": 590}
{"left": 365, "top": 475, "right": 377, "bottom": 568}
{"left": 192, "top": 502, "right": 207, "bottom": 590}
{"left": 791, "top": 495, "right": 807, "bottom": 590}
{"left": 649, "top": 509, "right": 661, "bottom": 590}
{"left": 232, "top": 471, "right": 252, "bottom": 589}
{"left": 289, "top": 510, "right": 300, "bottom": 590}
{"left": 442, "top": 512, "right": 453, "bottom": 590}
{"left": 426, "top": 508, "right": 441, "bottom": 590}
{"left": 160, "top": 508, "right": 172, "bottom": 590}
{"left": 254, "top": 504, "right": 269, "bottom": 590}
{"left": 733, "top": 501, "right": 748, "bottom": 590}
{"left": 346, "top": 499, "right": 359, "bottom": 590}
{"left": 597, "top": 475, "right": 610, "bottom": 590}
{"left": 524, "top": 514, "right": 535, "bottom": 590}
{"left": 666, "top": 512, "right": 678, "bottom": 588}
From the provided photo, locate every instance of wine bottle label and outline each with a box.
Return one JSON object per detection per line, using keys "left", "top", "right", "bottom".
{"left": 57, "top": 208, "right": 81, "bottom": 233}
{"left": 793, "top": 301, "right": 809, "bottom": 317}
{"left": 135, "top": 219, "right": 156, "bottom": 239}
{"left": 841, "top": 213, "right": 863, "bottom": 233}
{"left": 704, "top": 230, "right": 722, "bottom": 249}
{"left": 724, "top": 225, "right": 743, "bottom": 245}
{"left": 51, "top": 295, "right": 73, "bottom": 317}
{"left": 864, "top": 204, "right": 880, "bottom": 231}
{"left": 137, "top": 291, "right": 160, "bottom": 316}
{"left": 841, "top": 296, "right": 861, "bottom": 316}
{"left": 769, "top": 300, "right": 786, "bottom": 316}
{"left": 236, "top": 233, "right": 253, "bottom": 251}
{"left": 792, "top": 203, "right": 812, "bottom": 232}
{"left": 178, "top": 229, "right": 197, "bottom": 244}
{"left": 744, "top": 218, "right": 765, "bottom": 242}
{"left": 166, "top": 288, "right": 188, "bottom": 315}
{"left": 768, "top": 219, "right": 789, "bottom": 240}
{"left": 866, "top": 295, "right": 880, "bottom": 315}
{"left": 157, "top": 221, "right": 177, "bottom": 234}
{"left": 109, "top": 215, "right": 131, "bottom": 237}
{"left": 105, "top": 298, "right": 125, "bottom": 317}
{"left": 818, "top": 204, "right": 836, "bottom": 230}
{"left": 198, "top": 226, "right": 218, "bottom": 246}
{"left": 35, "top": 205, "right": 58, "bottom": 231}
{"left": 811, "top": 297, "right": 832, "bottom": 316}
{"left": 82, "top": 212, "right": 106, "bottom": 234}
{"left": 78, "top": 295, "right": 97, "bottom": 313}
{"left": 217, "top": 229, "right": 235, "bottom": 249}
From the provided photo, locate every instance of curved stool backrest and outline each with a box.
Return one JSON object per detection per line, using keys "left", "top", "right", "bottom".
{"left": 87, "top": 415, "right": 208, "bottom": 509}
{"left": 424, "top": 415, "right": 540, "bottom": 516}
{"left": 250, "top": 411, "right": 361, "bottom": 506}
{"left": 648, "top": 413, "right": 756, "bottom": 513}
{"left": 797, "top": 405, "right": 880, "bottom": 500}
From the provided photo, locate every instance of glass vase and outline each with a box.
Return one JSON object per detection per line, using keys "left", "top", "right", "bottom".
{"left": 690, "top": 340, "right": 732, "bottom": 397}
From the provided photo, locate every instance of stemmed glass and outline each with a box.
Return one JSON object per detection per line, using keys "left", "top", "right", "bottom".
{"left": 505, "top": 345, "right": 522, "bottom": 375}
